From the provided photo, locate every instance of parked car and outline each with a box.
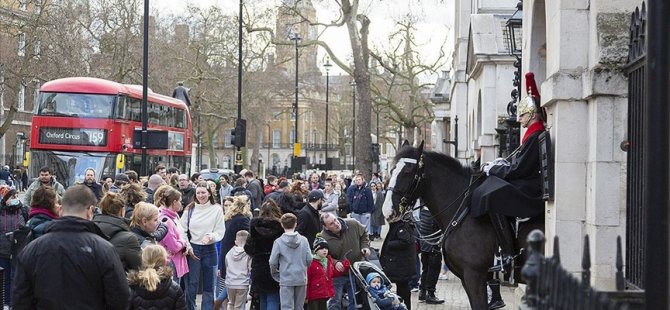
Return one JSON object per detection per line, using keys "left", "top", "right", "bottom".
{"left": 200, "top": 168, "right": 234, "bottom": 184}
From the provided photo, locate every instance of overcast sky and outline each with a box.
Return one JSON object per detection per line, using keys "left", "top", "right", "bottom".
{"left": 153, "top": 0, "right": 453, "bottom": 80}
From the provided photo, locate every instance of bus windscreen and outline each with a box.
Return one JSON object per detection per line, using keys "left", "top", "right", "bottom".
{"left": 38, "top": 92, "right": 116, "bottom": 118}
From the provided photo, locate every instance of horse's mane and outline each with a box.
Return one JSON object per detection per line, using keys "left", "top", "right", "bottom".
{"left": 394, "top": 146, "right": 472, "bottom": 178}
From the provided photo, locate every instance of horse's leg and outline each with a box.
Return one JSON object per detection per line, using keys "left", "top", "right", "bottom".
{"left": 462, "top": 268, "right": 489, "bottom": 310}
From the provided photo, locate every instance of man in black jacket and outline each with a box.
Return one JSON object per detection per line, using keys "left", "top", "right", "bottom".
{"left": 296, "top": 190, "right": 323, "bottom": 248}
{"left": 12, "top": 185, "right": 129, "bottom": 310}
{"left": 417, "top": 207, "right": 445, "bottom": 304}
{"left": 83, "top": 168, "right": 103, "bottom": 202}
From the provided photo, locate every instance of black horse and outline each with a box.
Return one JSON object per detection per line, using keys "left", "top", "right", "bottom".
{"left": 382, "top": 141, "right": 544, "bottom": 309}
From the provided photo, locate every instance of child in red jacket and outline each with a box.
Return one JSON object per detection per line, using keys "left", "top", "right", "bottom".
{"left": 306, "top": 237, "right": 349, "bottom": 310}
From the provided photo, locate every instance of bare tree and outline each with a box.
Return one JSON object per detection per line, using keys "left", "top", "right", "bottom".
{"left": 369, "top": 17, "right": 445, "bottom": 146}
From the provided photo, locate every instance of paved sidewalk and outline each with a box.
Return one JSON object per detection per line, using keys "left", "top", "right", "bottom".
{"left": 370, "top": 228, "right": 519, "bottom": 309}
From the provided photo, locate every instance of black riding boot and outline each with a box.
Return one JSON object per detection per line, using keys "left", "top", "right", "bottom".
{"left": 488, "top": 213, "right": 515, "bottom": 272}
{"left": 418, "top": 289, "right": 426, "bottom": 301}
{"left": 488, "top": 280, "right": 506, "bottom": 309}
{"left": 425, "top": 290, "right": 444, "bottom": 304}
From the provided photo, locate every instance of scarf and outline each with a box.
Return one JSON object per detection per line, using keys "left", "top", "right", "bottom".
{"left": 522, "top": 121, "right": 545, "bottom": 144}
{"left": 313, "top": 254, "right": 328, "bottom": 269}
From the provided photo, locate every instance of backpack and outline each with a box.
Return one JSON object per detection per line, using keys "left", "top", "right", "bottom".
{"left": 337, "top": 193, "right": 350, "bottom": 218}
{"left": 9, "top": 224, "right": 34, "bottom": 262}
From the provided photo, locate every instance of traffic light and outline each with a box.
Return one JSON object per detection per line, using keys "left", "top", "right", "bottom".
{"left": 231, "top": 118, "right": 247, "bottom": 148}
{"left": 371, "top": 143, "right": 380, "bottom": 162}
{"left": 230, "top": 128, "right": 237, "bottom": 147}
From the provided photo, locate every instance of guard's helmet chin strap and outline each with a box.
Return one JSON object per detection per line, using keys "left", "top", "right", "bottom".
{"left": 522, "top": 112, "right": 535, "bottom": 127}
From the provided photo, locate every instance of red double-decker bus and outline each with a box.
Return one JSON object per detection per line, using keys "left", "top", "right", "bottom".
{"left": 29, "top": 77, "right": 192, "bottom": 187}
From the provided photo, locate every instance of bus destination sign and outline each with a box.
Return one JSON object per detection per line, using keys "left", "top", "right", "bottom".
{"left": 39, "top": 127, "right": 108, "bottom": 147}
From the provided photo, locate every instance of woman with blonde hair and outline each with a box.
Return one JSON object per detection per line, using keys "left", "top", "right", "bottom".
{"left": 157, "top": 186, "right": 191, "bottom": 280}
{"left": 130, "top": 202, "right": 164, "bottom": 249}
{"left": 93, "top": 192, "right": 142, "bottom": 271}
{"left": 128, "top": 244, "right": 186, "bottom": 309}
{"left": 180, "top": 182, "right": 225, "bottom": 310}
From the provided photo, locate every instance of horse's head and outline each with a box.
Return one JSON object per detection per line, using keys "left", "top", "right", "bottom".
{"left": 382, "top": 140, "right": 425, "bottom": 221}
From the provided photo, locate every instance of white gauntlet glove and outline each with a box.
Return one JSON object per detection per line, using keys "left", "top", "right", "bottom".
{"left": 482, "top": 158, "right": 510, "bottom": 176}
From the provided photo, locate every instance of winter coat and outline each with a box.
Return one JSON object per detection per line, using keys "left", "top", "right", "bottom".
{"left": 225, "top": 246, "right": 250, "bottom": 289}
{"left": 12, "top": 216, "right": 129, "bottom": 310}
{"left": 346, "top": 185, "right": 374, "bottom": 214}
{"left": 27, "top": 209, "right": 58, "bottom": 239}
{"left": 93, "top": 213, "right": 142, "bottom": 271}
{"left": 246, "top": 178, "right": 264, "bottom": 210}
{"left": 22, "top": 177, "right": 65, "bottom": 207}
{"left": 471, "top": 121, "right": 546, "bottom": 218}
{"left": 321, "top": 191, "right": 339, "bottom": 216}
{"left": 127, "top": 267, "right": 186, "bottom": 310}
{"left": 321, "top": 218, "right": 370, "bottom": 266}
{"left": 219, "top": 214, "right": 250, "bottom": 277}
{"left": 418, "top": 208, "right": 441, "bottom": 253}
{"left": 306, "top": 255, "right": 349, "bottom": 301}
{"left": 380, "top": 220, "right": 417, "bottom": 282}
{"left": 269, "top": 232, "right": 312, "bottom": 286}
{"left": 83, "top": 182, "right": 103, "bottom": 202}
{"left": 159, "top": 208, "right": 189, "bottom": 278}
{"left": 244, "top": 217, "right": 283, "bottom": 293}
{"left": 337, "top": 191, "right": 350, "bottom": 218}
{"left": 371, "top": 191, "right": 385, "bottom": 227}
{"left": 131, "top": 222, "right": 169, "bottom": 249}
{"left": 0, "top": 200, "right": 29, "bottom": 258}
{"left": 296, "top": 203, "right": 321, "bottom": 248}
{"left": 179, "top": 187, "right": 195, "bottom": 208}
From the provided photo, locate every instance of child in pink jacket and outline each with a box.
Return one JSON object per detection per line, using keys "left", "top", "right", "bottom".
{"left": 157, "top": 186, "right": 191, "bottom": 279}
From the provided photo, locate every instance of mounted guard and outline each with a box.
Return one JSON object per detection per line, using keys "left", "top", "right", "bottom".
{"left": 471, "top": 72, "right": 547, "bottom": 270}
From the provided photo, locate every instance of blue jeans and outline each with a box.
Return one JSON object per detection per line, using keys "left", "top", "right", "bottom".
{"left": 216, "top": 287, "right": 228, "bottom": 302}
{"left": 259, "top": 291, "right": 280, "bottom": 310}
{"left": 352, "top": 213, "right": 371, "bottom": 233}
{"left": 0, "top": 258, "right": 11, "bottom": 305}
{"left": 186, "top": 244, "right": 218, "bottom": 310}
{"left": 328, "top": 275, "right": 356, "bottom": 310}
{"left": 370, "top": 225, "right": 382, "bottom": 235}
{"left": 408, "top": 251, "right": 420, "bottom": 289}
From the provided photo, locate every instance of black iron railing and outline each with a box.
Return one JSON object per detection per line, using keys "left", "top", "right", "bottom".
{"left": 625, "top": 1, "right": 647, "bottom": 290}
{"left": 521, "top": 230, "right": 644, "bottom": 309}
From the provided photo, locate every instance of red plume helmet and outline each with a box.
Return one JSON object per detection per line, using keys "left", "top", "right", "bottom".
{"left": 518, "top": 72, "right": 545, "bottom": 120}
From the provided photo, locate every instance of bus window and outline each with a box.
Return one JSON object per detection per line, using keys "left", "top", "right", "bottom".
{"left": 175, "top": 108, "right": 186, "bottom": 128}
{"left": 38, "top": 93, "right": 114, "bottom": 118}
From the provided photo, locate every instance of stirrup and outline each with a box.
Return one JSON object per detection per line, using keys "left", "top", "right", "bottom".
{"left": 488, "top": 254, "right": 514, "bottom": 273}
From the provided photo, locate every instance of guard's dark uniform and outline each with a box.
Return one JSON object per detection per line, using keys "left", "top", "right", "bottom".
{"left": 471, "top": 120, "right": 545, "bottom": 218}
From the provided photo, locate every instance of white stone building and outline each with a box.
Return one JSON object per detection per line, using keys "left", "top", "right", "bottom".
{"left": 434, "top": 0, "right": 641, "bottom": 293}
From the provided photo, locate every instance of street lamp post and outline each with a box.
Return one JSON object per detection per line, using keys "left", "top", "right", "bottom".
{"left": 234, "top": 0, "right": 244, "bottom": 174}
{"left": 291, "top": 32, "right": 301, "bottom": 153}
{"left": 324, "top": 58, "right": 332, "bottom": 170}
{"left": 197, "top": 105, "right": 202, "bottom": 170}
{"left": 350, "top": 80, "right": 356, "bottom": 170}
{"left": 266, "top": 122, "right": 271, "bottom": 172}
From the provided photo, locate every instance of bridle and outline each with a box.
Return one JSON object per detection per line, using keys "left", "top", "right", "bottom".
{"left": 388, "top": 154, "right": 425, "bottom": 218}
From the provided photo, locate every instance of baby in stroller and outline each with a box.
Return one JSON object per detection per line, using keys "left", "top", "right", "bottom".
{"left": 365, "top": 272, "right": 408, "bottom": 310}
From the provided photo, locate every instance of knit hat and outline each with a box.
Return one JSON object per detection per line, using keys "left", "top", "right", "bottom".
{"left": 313, "top": 237, "right": 329, "bottom": 252}
{"left": 0, "top": 186, "right": 15, "bottom": 202}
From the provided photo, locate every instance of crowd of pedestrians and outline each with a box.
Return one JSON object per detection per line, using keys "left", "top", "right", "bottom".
{"left": 0, "top": 164, "right": 453, "bottom": 310}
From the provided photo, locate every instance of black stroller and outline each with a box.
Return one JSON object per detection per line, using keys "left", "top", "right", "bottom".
{"left": 349, "top": 261, "right": 408, "bottom": 310}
